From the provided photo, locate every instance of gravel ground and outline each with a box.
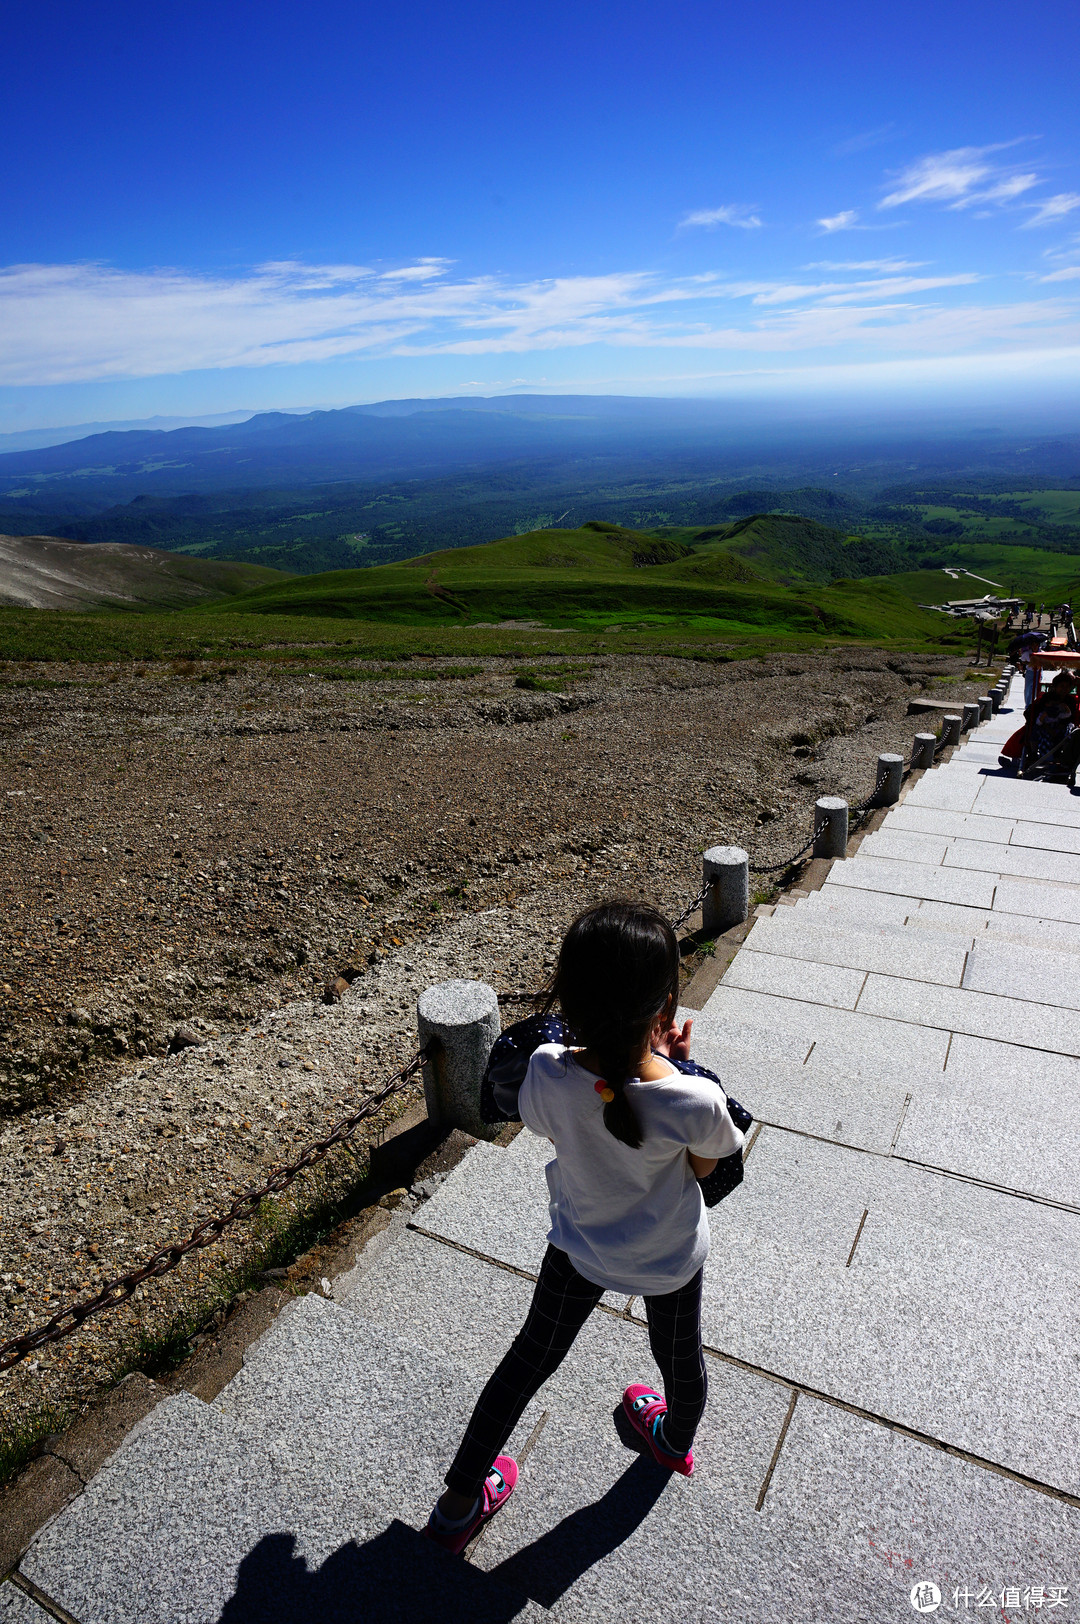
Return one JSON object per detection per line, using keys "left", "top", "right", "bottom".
{"left": 0, "top": 646, "right": 989, "bottom": 1433}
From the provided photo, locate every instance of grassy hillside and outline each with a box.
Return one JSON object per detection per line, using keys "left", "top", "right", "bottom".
{"left": 881, "top": 544, "right": 1080, "bottom": 612}
{"left": 195, "top": 519, "right": 961, "bottom": 649}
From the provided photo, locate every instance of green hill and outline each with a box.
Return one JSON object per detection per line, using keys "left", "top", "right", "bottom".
{"left": 205, "top": 519, "right": 958, "bottom": 648}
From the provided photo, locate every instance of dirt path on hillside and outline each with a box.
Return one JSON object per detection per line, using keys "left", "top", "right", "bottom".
{"left": 0, "top": 648, "right": 988, "bottom": 1433}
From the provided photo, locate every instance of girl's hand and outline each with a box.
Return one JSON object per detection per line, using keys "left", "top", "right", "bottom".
{"left": 655, "top": 1016, "right": 693, "bottom": 1061}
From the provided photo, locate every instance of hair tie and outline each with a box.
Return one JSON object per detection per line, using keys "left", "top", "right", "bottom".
{"left": 594, "top": 1080, "right": 615, "bottom": 1103}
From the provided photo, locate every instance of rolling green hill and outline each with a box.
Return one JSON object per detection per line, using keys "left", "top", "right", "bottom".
{"left": 202, "top": 519, "right": 961, "bottom": 648}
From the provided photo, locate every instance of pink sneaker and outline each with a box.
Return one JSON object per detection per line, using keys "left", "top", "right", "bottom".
{"left": 423, "top": 1456, "right": 518, "bottom": 1555}
{"left": 622, "top": 1385, "right": 694, "bottom": 1476}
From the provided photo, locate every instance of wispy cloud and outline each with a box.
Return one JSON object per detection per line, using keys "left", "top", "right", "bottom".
{"left": 831, "top": 124, "right": 897, "bottom": 157}
{"left": 1022, "top": 193, "right": 1080, "bottom": 228}
{"left": 879, "top": 145, "right": 1038, "bottom": 210}
{"left": 678, "top": 204, "right": 762, "bottom": 230}
{"left": 1039, "top": 265, "right": 1080, "bottom": 282}
{"left": 0, "top": 257, "right": 1074, "bottom": 385}
{"left": 378, "top": 258, "right": 454, "bottom": 281}
{"left": 817, "top": 210, "right": 859, "bottom": 233}
{"left": 806, "top": 258, "right": 927, "bottom": 272}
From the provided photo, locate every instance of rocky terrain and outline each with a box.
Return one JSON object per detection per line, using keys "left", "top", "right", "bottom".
{"left": 0, "top": 645, "right": 989, "bottom": 1438}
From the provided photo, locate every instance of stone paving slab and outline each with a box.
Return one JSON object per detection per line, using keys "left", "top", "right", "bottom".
{"left": 742, "top": 911, "right": 969, "bottom": 986}
{"left": 337, "top": 1227, "right": 657, "bottom": 1410}
{"left": 0, "top": 1586, "right": 50, "bottom": 1624}
{"left": 994, "top": 876, "right": 1080, "bottom": 925}
{"left": 857, "top": 828, "right": 950, "bottom": 865}
{"left": 881, "top": 804, "right": 1017, "bottom": 843}
{"left": 901, "top": 771, "right": 982, "bottom": 812}
{"left": 896, "top": 1033, "right": 1080, "bottom": 1207}
{"left": 472, "top": 1362, "right": 794, "bottom": 1623}
{"left": 684, "top": 1027, "right": 908, "bottom": 1152}
{"left": 857, "top": 971, "right": 1080, "bottom": 1054}
{"left": 20, "top": 1392, "right": 295, "bottom": 1624}
{"left": 400, "top": 1136, "right": 555, "bottom": 1278}
{"left": 972, "top": 782, "right": 1080, "bottom": 828}
{"left": 694, "top": 985, "right": 952, "bottom": 1080}
{"left": 474, "top": 1379, "right": 1080, "bottom": 1623}
{"left": 19, "top": 1317, "right": 551, "bottom": 1624}
{"left": 404, "top": 1133, "right": 628, "bottom": 1308}
{"left": 798, "top": 885, "right": 923, "bottom": 927}
{"left": 823, "top": 855, "right": 998, "bottom": 908}
{"left": 699, "top": 1129, "right": 1080, "bottom": 1492}
{"left": 964, "top": 937, "right": 1080, "bottom": 1010}
{"left": 758, "top": 1393, "right": 1080, "bottom": 1621}
{"left": 945, "top": 838, "right": 1080, "bottom": 884}
{"left": 1012, "top": 818, "right": 1080, "bottom": 855}
{"left": 720, "top": 950, "right": 867, "bottom": 1010}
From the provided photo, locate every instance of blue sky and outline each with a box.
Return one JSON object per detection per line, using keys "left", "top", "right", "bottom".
{"left": 2, "top": 0, "right": 1079, "bottom": 431}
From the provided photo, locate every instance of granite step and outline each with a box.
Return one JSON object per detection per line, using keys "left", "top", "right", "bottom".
{"left": 17, "top": 1304, "right": 548, "bottom": 1624}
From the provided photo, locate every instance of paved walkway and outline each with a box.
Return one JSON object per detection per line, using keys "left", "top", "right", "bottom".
{"left": 4, "top": 674, "right": 1079, "bottom": 1623}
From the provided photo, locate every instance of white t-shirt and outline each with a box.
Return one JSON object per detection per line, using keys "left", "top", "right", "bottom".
{"left": 518, "top": 1043, "right": 743, "bottom": 1297}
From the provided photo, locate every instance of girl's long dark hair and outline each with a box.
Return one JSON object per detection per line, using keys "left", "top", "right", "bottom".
{"left": 544, "top": 899, "right": 679, "bottom": 1149}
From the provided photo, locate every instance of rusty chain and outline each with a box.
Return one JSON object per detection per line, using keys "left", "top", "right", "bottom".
{"left": 0, "top": 1050, "right": 427, "bottom": 1374}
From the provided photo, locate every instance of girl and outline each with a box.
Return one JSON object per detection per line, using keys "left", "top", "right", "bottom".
{"left": 424, "top": 899, "right": 744, "bottom": 1554}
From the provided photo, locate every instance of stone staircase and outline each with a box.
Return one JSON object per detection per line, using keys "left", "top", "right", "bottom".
{"left": 4, "top": 672, "right": 1079, "bottom": 1623}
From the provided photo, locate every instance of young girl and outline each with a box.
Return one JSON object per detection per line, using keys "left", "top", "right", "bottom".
{"left": 424, "top": 899, "right": 744, "bottom": 1553}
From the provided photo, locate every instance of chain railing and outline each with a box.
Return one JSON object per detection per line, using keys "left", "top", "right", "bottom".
{"left": 0, "top": 1050, "right": 427, "bottom": 1374}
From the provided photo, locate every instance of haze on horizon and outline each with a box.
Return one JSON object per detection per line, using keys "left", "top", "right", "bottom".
{"left": 2, "top": 0, "right": 1079, "bottom": 440}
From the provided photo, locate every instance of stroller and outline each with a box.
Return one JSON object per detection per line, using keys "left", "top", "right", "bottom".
{"left": 999, "top": 677, "right": 1080, "bottom": 784}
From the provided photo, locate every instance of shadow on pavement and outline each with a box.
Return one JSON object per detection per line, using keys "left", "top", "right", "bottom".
{"left": 217, "top": 1453, "right": 671, "bottom": 1620}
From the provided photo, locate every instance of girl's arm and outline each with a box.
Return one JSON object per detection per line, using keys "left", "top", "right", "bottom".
{"left": 688, "top": 1151, "right": 718, "bottom": 1177}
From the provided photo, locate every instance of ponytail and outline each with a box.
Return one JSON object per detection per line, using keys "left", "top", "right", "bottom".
{"left": 544, "top": 899, "right": 680, "bottom": 1151}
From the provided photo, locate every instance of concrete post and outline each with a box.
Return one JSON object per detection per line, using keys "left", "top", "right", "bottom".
{"left": 961, "top": 702, "right": 979, "bottom": 732}
{"left": 813, "top": 796, "right": 849, "bottom": 859}
{"left": 978, "top": 696, "right": 993, "bottom": 722}
{"left": 989, "top": 688, "right": 1003, "bottom": 714}
{"left": 941, "top": 714, "right": 962, "bottom": 747}
{"left": 912, "top": 732, "right": 936, "bottom": 770}
{"left": 874, "top": 753, "right": 904, "bottom": 805}
{"left": 702, "top": 846, "right": 749, "bottom": 935}
{"left": 417, "top": 979, "right": 500, "bottom": 1137}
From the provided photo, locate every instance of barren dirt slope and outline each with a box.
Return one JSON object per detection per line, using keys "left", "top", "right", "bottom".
{"left": 0, "top": 535, "right": 284, "bottom": 610}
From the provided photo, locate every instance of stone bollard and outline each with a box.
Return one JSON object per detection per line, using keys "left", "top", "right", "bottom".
{"left": 978, "top": 696, "right": 993, "bottom": 722}
{"left": 417, "top": 979, "right": 500, "bottom": 1137}
{"left": 874, "top": 753, "right": 904, "bottom": 806}
{"left": 961, "top": 702, "right": 979, "bottom": 732}
{"left": 702, "top": 846, "right": 749, "bottom": 935}
{"left": 941, "top": 714, "right": 962, "bottom": 748}
{"left": 813, "top": 796, "right": 849, "bottom": 859}
{"left": 989, "top": 688, "right": 1003, "bottom": 714}
{"left": 912, "top": 732, "right": 936, "bottom": 770}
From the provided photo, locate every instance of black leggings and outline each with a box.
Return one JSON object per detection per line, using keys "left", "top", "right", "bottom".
{"left": 444, "top": 1244, "right": 708, "bottom": 1497}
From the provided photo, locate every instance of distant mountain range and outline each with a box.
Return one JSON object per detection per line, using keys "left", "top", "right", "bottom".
{"left": 3, "top": 396, "right": 1079, "bottom": 508}
{"left": 1, "top": 394, "right": 1077, "bottom": 580}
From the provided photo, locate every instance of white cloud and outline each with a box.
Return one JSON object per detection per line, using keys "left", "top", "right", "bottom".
{"left": 0, "top": 256, "right": 1075, "bottom": 385}
{"left": 879, "top": 145, "right": 1038, "bottom": 210}
{"left": 678, "top": 205, "right": 762, "bottom": 230}
{"left": 1040, "top": 265, "right": 1080, "bottom": 282}
{"left": 817, "top": 210, "right": 859, "bottom": 232}
{"left": 1022, "top": 193, "right": 1080, "bottom": 228}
